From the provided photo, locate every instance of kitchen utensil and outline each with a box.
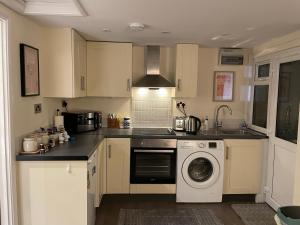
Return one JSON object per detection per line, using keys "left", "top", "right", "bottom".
{"left": 173, "top": 116, "right": 186, "bottom": 131}
{"left": 185, "top": 116, "right": 201, "bottom": 134}
{"left": 23, "top": 138, "right": 38, "bottom": 152}
{"left": 123, "top": 117, "right": 131, "bottom": 129}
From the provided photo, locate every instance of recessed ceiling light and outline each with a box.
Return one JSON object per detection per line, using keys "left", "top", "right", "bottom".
{"left": 129, "top": 22, "right": 145, "bottom": 32}
{"left": 232, "top": 38, "right": 253, "bottom": 47}
{"left": 211, "top": 33, "right": 230, "bottom": 40}
{"left": 102, "top": 28, "right": 111, "bottom": 32}
{"left": 211, "top": 36, "right": 221, "bottom": 40}
{"left": 246, "top": 27, "right": 255, "bottom": 31}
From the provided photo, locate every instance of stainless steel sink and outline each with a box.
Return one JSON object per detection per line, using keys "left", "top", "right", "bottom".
{"left": 220, "top": 129, "right": 253, "bottom": 135}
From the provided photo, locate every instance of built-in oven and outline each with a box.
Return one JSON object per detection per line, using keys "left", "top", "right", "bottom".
{"left": 130, "top": 139, "right": 177, "bottom": 184}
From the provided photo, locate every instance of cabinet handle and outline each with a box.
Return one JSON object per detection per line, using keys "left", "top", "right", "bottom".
{"left": 108, "top": 145, "right": 112, "bottom": 158}
{"left": 87, "top": 171, "right": 90, "bottom": 189}
{"left": 80, "top": 76, "right": 85, "bottom": 90}
{"left": 127, "top": 79, "right": 131, "bottom": 92}
{"left": 225, "top": 146, "right": 229, "bottom": 160}
{"left": 177, "top": 79, "right": 182, "bottom": 91}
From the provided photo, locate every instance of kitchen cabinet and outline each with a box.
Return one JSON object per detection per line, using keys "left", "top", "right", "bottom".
{"left": 175, "top": 44, "right": 199, "bottom": 97}
{"left": 106, "top": 138, "right": 130, "bottom": 193}
{"left": 43, "top": 28, "right": 87, "bottom": 98}
{"left": 17, "top": 161, "right": 89, "bottom": 225}
{"left": 87, "top": 42, "right": 132, "bottom": 97}
{"left": 223, "top": 139, "right": 263, "bottom": 194}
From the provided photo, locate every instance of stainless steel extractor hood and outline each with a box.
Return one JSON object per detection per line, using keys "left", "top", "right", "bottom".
{"left": 133, "top": 46, "right": 175, "bottom": 88}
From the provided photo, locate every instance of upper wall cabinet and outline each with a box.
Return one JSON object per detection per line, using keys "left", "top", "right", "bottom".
{"left": 87, "top": 42, "right": 132, "bottom": 97}
{"left": 43, "top": 28, "right": 87, "bottom": 98}
{"left": 175, "top": 44, "right": 199, "bottom": 97}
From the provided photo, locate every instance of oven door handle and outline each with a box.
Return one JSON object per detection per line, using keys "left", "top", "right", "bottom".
{"left": 133, "top": 149, "right": 175, "bottom": 153}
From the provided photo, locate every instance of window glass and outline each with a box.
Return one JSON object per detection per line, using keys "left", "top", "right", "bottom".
{"left": 276, "top": 60, "right": 300, "bottom": 144}
{"left": 252, "top": 85, "right": 269, "bottom": 128}
{"left": 257, "top": 64, "right": 270, "bottom": 78}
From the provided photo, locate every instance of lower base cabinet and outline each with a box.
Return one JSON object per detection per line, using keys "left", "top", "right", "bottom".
{"left": 17, "top": 161, "right": 89, "bottom": 225}
{"left": 106, "top": 138, "right": 130, "bottom": 194}
{"left": 223, "top": 139, "right": 264, "bottom": 194}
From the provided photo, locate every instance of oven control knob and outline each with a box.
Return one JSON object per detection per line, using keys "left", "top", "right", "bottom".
{"left": 198, "top": 143, "right": 206, "bottom": 148}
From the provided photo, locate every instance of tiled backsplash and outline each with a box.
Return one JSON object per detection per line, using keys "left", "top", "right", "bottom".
{"left": 132, "top": 88, "right": 173, "bottom": 128}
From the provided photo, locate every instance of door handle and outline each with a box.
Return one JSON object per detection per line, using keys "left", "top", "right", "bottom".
{"left": 225, "top": 146, "right": 229, "bottom": 160}
{"left": 177, "top": 79, "right": 181, "bottom": 91}
{"left": 134, "top": 150, "right": 175, "bottom": 153}
{"left": 108, "top": 145, "right": 112, "bottom": 158}
{"left": 81, "top": 76, "right": 85, "bottom": 90}
{"left": 127, "top": 79, "right": 131, "bottom": 92}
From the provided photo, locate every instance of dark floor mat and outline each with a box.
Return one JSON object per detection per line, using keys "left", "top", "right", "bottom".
{"left": 232, "top": 204, "right": 276, "bottom": 225}
{"left": 118, "top": 208, "right": 224, "bottom": 225}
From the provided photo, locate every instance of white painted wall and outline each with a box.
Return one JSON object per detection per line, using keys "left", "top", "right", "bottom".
{"left": 67, "top": 97, "right": 131, "bottom": 127}
{"left": 173, "top": 48, "right": 252, "bottom": 129}
{"left": 0, "top": 4, "right": 61, "bottom": 152}
{"left": 69, "top": 47, "right": 251, "bottom": 128}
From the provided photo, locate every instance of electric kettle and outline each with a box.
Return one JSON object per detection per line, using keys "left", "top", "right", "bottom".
{"left": 185, "top": 116, "right": 201, "bottom": 134}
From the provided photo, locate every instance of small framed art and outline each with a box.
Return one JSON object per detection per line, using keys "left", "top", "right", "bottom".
{"left": 20, "top": 44, "right": 40, "bottom": 96}
{"left": 213, "top": 71, "right": 234, "bottom": 101}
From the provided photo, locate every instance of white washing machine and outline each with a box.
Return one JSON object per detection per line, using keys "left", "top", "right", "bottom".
{"left": 176, "top": 140, "right": 224, "bottom": 203}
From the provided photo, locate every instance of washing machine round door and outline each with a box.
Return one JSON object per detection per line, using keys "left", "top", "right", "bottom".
{"left": 181, "top": 151, "right": 220, "bottom": 189}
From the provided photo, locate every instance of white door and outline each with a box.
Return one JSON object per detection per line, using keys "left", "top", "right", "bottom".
{"left": 266, "top": 51, "right": 300, "bottom": 210}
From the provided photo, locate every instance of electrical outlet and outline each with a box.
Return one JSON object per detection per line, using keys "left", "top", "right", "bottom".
{"left": 34, "top": 103, "right": 42, "bottom": 113}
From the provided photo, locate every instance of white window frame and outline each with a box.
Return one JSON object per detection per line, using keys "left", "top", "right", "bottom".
{"left": 0, "top": 13, "right": 17, "bottom": 225}
{"left": 249, "top": 57, "right": 272, "bottom": 135}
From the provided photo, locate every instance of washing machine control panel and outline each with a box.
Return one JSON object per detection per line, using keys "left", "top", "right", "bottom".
{"left": 198, "top": 142, "right": 206, "bottom": 148}
{"left": 178, "top": 140, "right": 223, "bottom": 151}
{"left": 208, "top": 142, "right": 217, "bottom": 148}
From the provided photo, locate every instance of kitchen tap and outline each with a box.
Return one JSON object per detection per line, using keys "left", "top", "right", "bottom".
{"left": 215, "top": 105, "right": 232, "bottom": 128}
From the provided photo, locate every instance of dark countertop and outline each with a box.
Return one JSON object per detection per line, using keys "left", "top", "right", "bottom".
{"left": 16, "top": 128, "right": 268, "bottom": 161}
{"left": 89, "top": 127, "right": 268, "bottom": 140}
{"left": 16, "top": 134, "right": 104, "bottom": 161}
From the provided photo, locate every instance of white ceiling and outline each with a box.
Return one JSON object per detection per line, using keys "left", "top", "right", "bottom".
{"left": 5, "top": 0, "right": 300, "bottom": 47}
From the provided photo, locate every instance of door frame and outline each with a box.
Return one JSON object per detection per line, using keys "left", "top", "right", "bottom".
{"left": 0, "top": 14, "right": 17, "bottom": 225}
{"left": 264, "top": 48, "right": 300, "bottom": 209}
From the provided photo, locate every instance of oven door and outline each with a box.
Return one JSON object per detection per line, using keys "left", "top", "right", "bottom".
{"left": 130, "top": 148, "right": 176, "bottom": 184}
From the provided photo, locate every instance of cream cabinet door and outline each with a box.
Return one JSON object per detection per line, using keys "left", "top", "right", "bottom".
{"left": 43, "top": 28, "right": 86, "bottom": 98}
{"left": 223, "top": 139, "right": 263, "bottom": 194}
{"left": 18, "top": 161, "right": 87, "bottom": 225}
{"left": 175, "top": 44, "right": 199, "bottom": 97}
{"left": 87, "top": 42, "right": 132, "bottom": 97}
{"left": 106, "top": 138, "right": 130, "bottom": 193}
{"left": 73, "top": 30, "right": 87, "bottom": 97}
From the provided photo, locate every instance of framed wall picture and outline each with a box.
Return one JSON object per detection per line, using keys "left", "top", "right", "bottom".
{"left": 213, "top": 71, "right": 234, "bottom": 101}
{"left": 20, "top": 44, "right": 40, "bottom": 96}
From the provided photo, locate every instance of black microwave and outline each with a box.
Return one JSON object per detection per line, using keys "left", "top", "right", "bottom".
{"left": 62, "top": 111, "right": 102, "bottom": 134}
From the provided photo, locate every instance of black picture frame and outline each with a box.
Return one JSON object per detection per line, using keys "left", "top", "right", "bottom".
{"left": 20, "top": 43, "right": 40, "bottom": 97}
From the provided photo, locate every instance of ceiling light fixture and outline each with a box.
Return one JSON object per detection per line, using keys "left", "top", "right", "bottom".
{"left": 162, "top": 31, "right": 171, "bottom": 34}
{"left": 246, "top": 27, "right": 255, "bottom": 31}
{"left": 102, "top": 28, "right": 111, "bottom": 32}
{"left": 23, "top": 0, "right": 87, "bottom": 16}
{"left": 129, "top": 22, "right": 145, "bottom": 32}
{"left": 211, "top": 33, "right": 230, "bottom": 41}
{"left": 211, "top": 36, "right": 221, "bottom": 40}
{"left": 232, "top": 38, "right": 253, "bottom": 48}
